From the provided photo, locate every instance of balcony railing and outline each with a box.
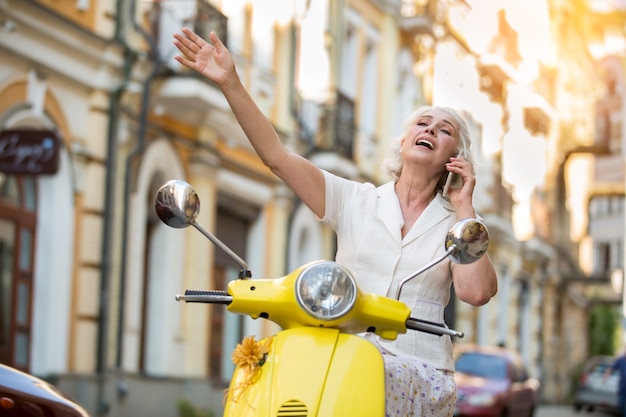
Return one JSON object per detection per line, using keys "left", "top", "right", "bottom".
{"left": 313, "top": 92, "right": 356, "bottom": 161}
{"left": 333, "top": 92, "right": 356, "bottom": 160}
{"left": 194, "top": 1, "right": 227, "bottom": 47}
{"left": 394, "top": 0, "right": 439, "bottom": 35}
{"left": 148, "top": 0, "right": 227, "bottom": 71}
{"left": 307, "top": 91, "right": 356, "bottom": 161}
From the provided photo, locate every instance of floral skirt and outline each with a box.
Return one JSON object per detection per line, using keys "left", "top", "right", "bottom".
{"left": 364, "top": 334, "right": 457, "bottom": 417}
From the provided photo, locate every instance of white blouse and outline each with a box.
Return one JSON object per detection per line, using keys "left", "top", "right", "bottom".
{"left": 319, "top": 169, "right": 461, "bottom": 371}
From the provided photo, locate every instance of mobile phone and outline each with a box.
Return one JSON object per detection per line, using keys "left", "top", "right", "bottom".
{"left": 442, "top": 171, "right": 456, "bottom": 198}
{"left": 442, "top": 154, "right": 460, "bottom": 198}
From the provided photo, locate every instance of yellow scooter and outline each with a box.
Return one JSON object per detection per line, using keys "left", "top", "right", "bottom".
{"left": 154, "top": 180, "right": 489, "bottom": 417}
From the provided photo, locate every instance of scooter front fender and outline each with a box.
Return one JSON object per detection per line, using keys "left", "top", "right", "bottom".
{"left": 224, "top": 327, "right": 385, "bottom": 416}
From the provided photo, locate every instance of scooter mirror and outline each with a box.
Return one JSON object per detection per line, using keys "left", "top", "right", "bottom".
{"left": 445, "top": 218, "right": 489, "bottom": 264}
{"left": 154, "top": 180, "right": 251, "bottom": 277}
{"left": 395, "top": 218, "right": 490, "bottom": 300}
{"left": 154, "top": 180, "right": 200, "bottom": 229}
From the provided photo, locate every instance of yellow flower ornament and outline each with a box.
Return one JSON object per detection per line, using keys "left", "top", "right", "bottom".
{"left": 225, "top": 335, "right": 272, "bottom": 403}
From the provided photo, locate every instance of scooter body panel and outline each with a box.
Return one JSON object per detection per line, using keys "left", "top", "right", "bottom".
{"left": 224, "top": 327, "right": 385, "bottom": 416}
{"left": 317, "top": 331, "right": 386, "bottom": 416}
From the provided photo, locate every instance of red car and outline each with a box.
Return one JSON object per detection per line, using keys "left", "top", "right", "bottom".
{"left": 0, "top": 363, "right": 91, "bottom": 417}
{"left": 453, "top": 344, "right": 540, "bottom": 417}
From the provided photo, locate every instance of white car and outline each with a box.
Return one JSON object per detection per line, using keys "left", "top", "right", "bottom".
{"left": 574, "top": 355, "right": 619, "bottom": 413}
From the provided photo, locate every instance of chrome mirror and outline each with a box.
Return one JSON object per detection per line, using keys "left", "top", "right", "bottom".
{"left": 445, "top": 218, "right": 489, "bottom": 264}
{"left": 154, "top": 180, "right": 251, "bottom": 278}
{"left": 154, "top": 179, "right": 200, "bottom": 228}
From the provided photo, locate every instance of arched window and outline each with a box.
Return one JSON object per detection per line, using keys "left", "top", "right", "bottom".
{"left": 0, "top": 174, "right": 37, "bottom": 370}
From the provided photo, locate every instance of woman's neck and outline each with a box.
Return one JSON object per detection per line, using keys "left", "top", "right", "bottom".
{"left": 394, "top": 179, "right": 436, "bottom": 237}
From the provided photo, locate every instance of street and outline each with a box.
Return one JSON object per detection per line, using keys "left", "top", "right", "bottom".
{"left": 537, "top": 404, "right": 616, "bottom": 417}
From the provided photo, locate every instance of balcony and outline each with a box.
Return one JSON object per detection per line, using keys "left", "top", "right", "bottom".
{"left": 147, "top": 1, "right": 227, "bottom": 125}
{"left": 152, "top": 76, "right": 230, "bottom": 127}
{"left": 522, "top": 92, "right": 556, "bottom": 136}
{"left": 315, "top": 91, "right": 356, "bottom": 162}
{"left": 148, "top": 1, "right": 280, "bottom": 142}
{"left": 193, "top": 1, "right": 227, "bottom": 45}
{"left": 477, "top": 53, "right": 518, "bottom": 102}
{"left": 333, "top": 92, "right": 356, "bottom": 160}
{"left": 370, "top": 0, "right": 437, "bottom": 36}
{"left": 477, "top": 9, "right": 522, "bottom": 102}
{"left": 148, "top": 0, "right": 227, "bottom": 71}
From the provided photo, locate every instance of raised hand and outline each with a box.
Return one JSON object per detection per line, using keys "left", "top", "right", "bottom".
{"left": 173, "top": 28, "right": 235, "bottom": 88}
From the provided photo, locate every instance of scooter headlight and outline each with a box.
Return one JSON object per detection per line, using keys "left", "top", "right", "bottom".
{"left": 295, "top": 261, "right": 357, "bottom": 321}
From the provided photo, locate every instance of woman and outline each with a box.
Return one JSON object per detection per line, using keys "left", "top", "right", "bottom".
{"left": 173, "top": 28, "right": 497, "bottom": 417}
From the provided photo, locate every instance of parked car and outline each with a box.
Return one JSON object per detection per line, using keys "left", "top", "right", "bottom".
{"left": 453, "top": 344, "right": 540, "bottom": 417}
{"left": 0, "top": 363, "right": 91, "bottom": 416}
{"left": 573, "top": 355, "right": 619, "bottom": 414}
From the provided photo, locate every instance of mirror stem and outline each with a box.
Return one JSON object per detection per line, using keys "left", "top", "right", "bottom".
{"left": 395, "top": 245, "right": 457, "bottom": 300}
{"left": 192, "top": 220, "right": 252, "bottom": 279}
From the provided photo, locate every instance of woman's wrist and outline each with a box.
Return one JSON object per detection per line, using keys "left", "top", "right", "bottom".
{"left": 220, "top": 73, "right": 241, "bottom": 93}
{"left": 455, "top": 204, "right": 476, "bottom": 219}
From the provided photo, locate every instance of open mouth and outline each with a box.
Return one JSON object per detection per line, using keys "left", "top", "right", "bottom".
{"left": 416, "top": 138, "right": 434, "bottom": 150}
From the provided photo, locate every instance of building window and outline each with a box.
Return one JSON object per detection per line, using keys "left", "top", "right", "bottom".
{"left": 609, "top": 112, "right": 622, "bottom": 153}
{"left": 340, "top": 18, "right": 358, "bottom": 98}
{"left": 360, "top": 34, "right": 379, "bottom": 140}
{"left": 210, "top": 204, "right": 254, "bottom": 381}
{"left": 0, "top": 174, "right": 37, "bottom": 370}
{"left": 334, "top": 92, "right": 355, "bottom": 160}
{"left": 251, "top": 2, "right": 276, "bottom": 69}
{"left": 595, "top": 242, "right": 612, "bottom": 275}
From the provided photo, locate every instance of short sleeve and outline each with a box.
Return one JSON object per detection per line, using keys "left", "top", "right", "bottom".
{"left": 317, "top": 170, "right": 374, "bottom": 231}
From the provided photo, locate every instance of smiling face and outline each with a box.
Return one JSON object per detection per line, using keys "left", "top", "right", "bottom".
{"left": 382, "top": 105, "right": 474, "bottom": 185}
{"left": 401, "top": 108, "right": 460, "bottom": 165}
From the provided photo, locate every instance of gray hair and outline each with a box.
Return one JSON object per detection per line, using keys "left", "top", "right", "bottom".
{"left": 382, "top": 105, "right": 475, "bottom": 193}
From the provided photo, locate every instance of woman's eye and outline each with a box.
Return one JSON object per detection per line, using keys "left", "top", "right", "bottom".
{"left": 417, "top": 121, "right": 428, "bottom": 126}
{"left": 441, "top": 129, "right": 451, "bottom": 135}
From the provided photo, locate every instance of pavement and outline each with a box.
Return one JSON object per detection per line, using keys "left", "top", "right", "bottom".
{"left": 536, "top": 404, "right": 616, "bottom": 417}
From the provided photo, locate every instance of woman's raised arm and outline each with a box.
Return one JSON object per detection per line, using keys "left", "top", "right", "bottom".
{"left": 173, "top": 28, "right": 326, "bottom": 218}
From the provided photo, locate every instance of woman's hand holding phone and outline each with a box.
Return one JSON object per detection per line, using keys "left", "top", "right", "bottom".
{"left": 443, "top": 154, "right": 460, "bottom": 198}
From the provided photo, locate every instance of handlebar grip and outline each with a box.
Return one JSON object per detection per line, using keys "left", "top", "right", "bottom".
{"left": 175, "top": 290, "right": 232, "bottom": 305}
{"left": 405, "top": 317, "right": 464, "bottom": 338}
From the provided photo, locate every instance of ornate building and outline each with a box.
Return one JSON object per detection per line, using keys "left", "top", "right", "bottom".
{"left": 2, "top": 0, "right": 623, "bottom": 415}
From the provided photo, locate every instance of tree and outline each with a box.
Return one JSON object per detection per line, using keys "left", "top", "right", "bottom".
{"left": 589, "top": 304, "right": 620, "bottom": 356}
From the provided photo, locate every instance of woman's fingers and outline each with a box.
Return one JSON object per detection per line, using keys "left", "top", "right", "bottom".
{"left": 180, "top": 28, "right": 201, "bottom": 46}
{"left": 447, "top": 158, "right": 474, "bottom": 181}
{"left": 181, "top": 27, "right": 203, "bottom": 45}
{"left": 173, "top": 37, "right": 194, "bottom": 59}
{"left": 209, "top": 31, "right": 226, "bottom": 52}
{"left": 172, "top": 28, "right": 234, "bottom": 86}
{"left": 174, "top": 29, "right": 215, "bottom": 61}
{"left": 174, "top": 32, "right": 196, "bottom": 52}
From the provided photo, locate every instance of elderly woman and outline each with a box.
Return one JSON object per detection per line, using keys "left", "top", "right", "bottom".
{"left": 173, "top": 28, "right": 497, "bottom": 417}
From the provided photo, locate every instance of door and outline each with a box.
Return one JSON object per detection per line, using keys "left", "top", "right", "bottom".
{"left": 0, "top": 175, "right": 37, "bottom": 370}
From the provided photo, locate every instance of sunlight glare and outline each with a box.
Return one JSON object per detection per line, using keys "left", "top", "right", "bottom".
{"left": 297, "top": 0, "right": 330, "bottom": 100}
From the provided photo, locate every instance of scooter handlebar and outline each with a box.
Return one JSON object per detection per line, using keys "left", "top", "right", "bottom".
{"left": 174, "top": 290, "right": 465, "bottom": 338}
{"left": 405, "top": 317, "right": 464, "bottom": 338}
{"left": 175, "top": 289, "right": 232, "bottom": 305}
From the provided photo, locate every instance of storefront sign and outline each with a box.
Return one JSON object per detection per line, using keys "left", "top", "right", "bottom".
{"left": 0, "top": 129, "right": 60, "bottom": 175}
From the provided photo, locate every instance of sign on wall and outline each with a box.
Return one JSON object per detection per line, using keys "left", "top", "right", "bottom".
{"left": 0, "top": 129, "right": 60, "bottom": 175}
